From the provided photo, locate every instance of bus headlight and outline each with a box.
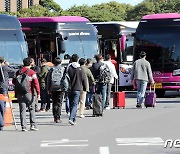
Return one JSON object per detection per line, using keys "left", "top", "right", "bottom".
{"left": 120, "top": 67, "right": 131, "bottom": 74}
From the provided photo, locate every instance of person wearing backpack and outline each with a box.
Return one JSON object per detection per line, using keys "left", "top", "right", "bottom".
{"left": 91, "top": 54, "right": 110, "bottom": 109}
{"left": 0, "top": 57, "right": 15, "bottom": 131}
{"left": 13, "top": 57, "right": 40, "bottom": 131}
{"left": 37, "top": 59, "right": 51, "bottom": 112}
{"left": 47, "top": 57, "right": 65, "bottom": 123}
{"left": 104, "top": 54, "right": 118, "bottom": 109}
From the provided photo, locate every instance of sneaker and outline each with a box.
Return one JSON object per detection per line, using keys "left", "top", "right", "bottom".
{"left": 0, "top": 127, "right": 3, "bottom": 131}
{"left": 45, "top": 109, "right": 50, "bottom": 112}
{"left": 105, "top": 106, "right": 111, "bottom": 110}
{"left": 22, "top": 128, "right": 28, "bottom": 132}
{"left": 136, "top": 103, "right": 142, "bottom": 108}
{"left": 86, "top": 106, "right": 90, "bottom": 110}
{"left": 69, "top": 120, "right": 75, "bottom": 125}
{"left": 54, "top": 119, "right": 61, "bottom": 123}
{"left": 79, "top": 114, "right": 85, "bottom": 118}
{"left": 39, "top": 108, "right": 45, "bottom": 112}
{"left": 30, "top": 126, "right": 39, "bottom": 131}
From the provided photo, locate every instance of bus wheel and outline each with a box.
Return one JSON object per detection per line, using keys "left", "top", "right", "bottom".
{"left": 156, "top": 90, "right": 165, "bottom": 98}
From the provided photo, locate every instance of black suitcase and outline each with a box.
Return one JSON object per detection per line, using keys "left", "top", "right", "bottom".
{"left": 92, "top": 93, "right": 103, "bottom": 116}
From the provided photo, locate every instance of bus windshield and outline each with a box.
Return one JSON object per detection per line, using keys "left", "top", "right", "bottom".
{"left": 135, "top": 24, "right": 180, "bottom": 71}
{"left": 59, "top": 31, "right": 98, "bottom": 60}
{"left": 0, "top": 30, "right": 27, "bottom": 65}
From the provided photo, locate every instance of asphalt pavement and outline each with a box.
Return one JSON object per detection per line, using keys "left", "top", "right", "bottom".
{"left": 0, "top": 91, "right": 180, "bottom": 154}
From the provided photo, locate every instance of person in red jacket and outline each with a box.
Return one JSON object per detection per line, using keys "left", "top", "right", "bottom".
{"left": 13, "top": 57, "right": 40, "bottom": 131}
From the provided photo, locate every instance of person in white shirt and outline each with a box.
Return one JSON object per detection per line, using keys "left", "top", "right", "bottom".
{"left": 104, "top": 54, "right": 118, "bottom": 109}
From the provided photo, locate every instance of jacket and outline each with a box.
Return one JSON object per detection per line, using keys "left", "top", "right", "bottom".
{"left": 68, "top": 62, "right": 87, "bottom": 91}
{"left": 104, "top": 60, "right": 118, "bottom": 84}
{"left": 12, "top": 67, "right": 40, "bottom": 96}
{"left": 91, "top": 61, "right": 103, "bottom": 80}
{"left": 37, "top": 65, "right": 50, "bottom": 88}
{"left": 81, "top": 65, "right": 94, "bottom": 91}
{"left": 0, "top": 65, "right": 15, "bottom": 93}
{"left": 131, "top": 58, "right": 154, "bottom": 82}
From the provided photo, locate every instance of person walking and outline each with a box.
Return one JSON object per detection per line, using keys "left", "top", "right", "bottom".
{"left": 91, "top": 54, "right": 109, "bottom": 109}
{"left": 68, "top": 54, "right": 87, "bottom": 125}
{"left": 104, "top": 54, "right": 118, "bottom": 109}
{"left": 0, "top": 57, "right": 15, "bottom": 131}
{"left": 131, "top": 51, "right": 154, "bottom": 108}
{"left": 30, "top": 58, "right": 41, "bottom": 112}
{"left": 85, "top": 58, "right": 95, "bottom": 110}
{"left": 47, "top": 57, "right": 65, "bottom": 123}
{"left": 13, "top": 57, "right": 40, "bottom": 131}
{"left": 78, "top": 58, "right": 92, "bottom": 118}
{"left": 38, "top": 58, "right": 51, "bottom": 112}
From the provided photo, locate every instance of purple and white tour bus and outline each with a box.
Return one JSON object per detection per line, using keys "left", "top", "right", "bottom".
{"left": 133, "top": 13, "right": 180, "bottom": 97}
{"left": 18, "top": 16, "right": 99, "bottom": 66}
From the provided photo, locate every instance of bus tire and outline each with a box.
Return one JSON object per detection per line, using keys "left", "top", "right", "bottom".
{"left": 156, "top": 90, "right": 165, "bottom": 98}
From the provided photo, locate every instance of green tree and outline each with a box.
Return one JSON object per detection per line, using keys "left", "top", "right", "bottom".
{"left": 39, "top": 0, "right": 62, "bottom": 13}
{"left": 62, "top": 1, "right": 133, "bottom": 22}
{"left": 17, "top": 5, "right": 53, "bottom": 17}
{"left": 127, "top": 1, "right": 155, "bottom": 20}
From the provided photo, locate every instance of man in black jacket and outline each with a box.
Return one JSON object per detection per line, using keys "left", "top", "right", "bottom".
{"left": 0, "top": 56, "right": 15, "bottom": 131}
{"left": 68, "top": 54, "right": 87, "bottom": 125}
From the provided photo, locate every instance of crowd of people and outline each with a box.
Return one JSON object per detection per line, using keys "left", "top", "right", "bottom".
{"left": 0, "top": 53, "right": 118, "bottom": 131}
{"left": 0, "top": 51, "right": 154, "bottom": 131}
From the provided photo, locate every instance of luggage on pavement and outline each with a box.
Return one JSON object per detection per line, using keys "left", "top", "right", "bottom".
{"left": 113, "top": 79, "right": 125, "bottom": 109}
{"left": 92, "top": 93, "right": 103, "bottom": 116}
{"left": 144, "top": 85, "right": 156, "bottom": 108}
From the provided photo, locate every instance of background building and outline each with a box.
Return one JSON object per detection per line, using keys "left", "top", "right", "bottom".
{"left": 0, "top": 0, "right": 39, "bottom": 13}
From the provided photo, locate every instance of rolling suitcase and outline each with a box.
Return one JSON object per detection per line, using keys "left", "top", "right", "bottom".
{"left": 144, "top": 85, "right": 156, "bottom": 108}
{"left": 92, "top": 93, "right": 103, "bottom": 116}
{"left": 113, "top": 79, "right": 125, "bottom": 109}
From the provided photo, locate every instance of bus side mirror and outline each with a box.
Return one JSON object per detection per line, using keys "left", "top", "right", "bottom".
{"left": 120, "top": 34, "right": 126, "bottom": 52}
{"left": 57, "top": 39, "right": 66, "bottom": 54}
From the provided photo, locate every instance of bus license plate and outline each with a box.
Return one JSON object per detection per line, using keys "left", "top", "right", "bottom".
{"left": 153, "top": 83, "right": 162, "bottom": 89}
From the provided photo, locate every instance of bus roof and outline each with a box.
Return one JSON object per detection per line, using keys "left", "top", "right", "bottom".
{"left": 18, "top": 16, "right": 89, "bottom": 23}
{"left": 0, "top": 14, "right": 21, "bottom": 29}
{"left": 91, "top": 21, "right": 139, "bottom": 29}
{"left": 142, "top": 13, "right": 180, "bottom": 20}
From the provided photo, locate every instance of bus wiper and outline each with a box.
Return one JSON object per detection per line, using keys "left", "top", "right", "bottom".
{"left": 160, "top": 58, "right": 177, "bottom": 66}
{"left": 10, "top": 63, "right": 21, "bottom": 65}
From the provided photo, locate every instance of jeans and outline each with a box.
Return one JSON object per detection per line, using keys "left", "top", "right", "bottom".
{"left": 85, "top": 85, "right": 94, "bottom": 107}
{"left": 40, "top": 87, "right": 51, "bottom": 110}
{"left": 96, "top": 83, "right": 107, "bottom": 109}
{"left": 0, "top": 100, "right": 6, "bottom": 128}
{"left": 51, "top": 91, "right": 64, "bottom": 120}
{"left": 68, "top": 91, "right": 81, "bottom": 122}
{"left": 65, "top": 92, "right": 70, "bottom": 114}
{"left": 106, "top": 83, "right": 112, "bottom": 107}
{"left": 136, "top": 80, "right": 148, "bottom": 104}
{"left": 18, "top": 93, "right": 36, "bottom": 129}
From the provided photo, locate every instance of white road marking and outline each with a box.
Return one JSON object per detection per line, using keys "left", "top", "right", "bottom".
{"left": 41, "top": 139, "right": 88, "bottom": 147}
{"left": 116, "top": 137, "right": 164, "bottom": 146}
{"left": 99, "top": 147, "right": 109, "bottom": 154}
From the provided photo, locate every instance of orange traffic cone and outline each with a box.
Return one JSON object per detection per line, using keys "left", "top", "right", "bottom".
{"left": 1, "top": 95, "right": 13, "bottom": 126}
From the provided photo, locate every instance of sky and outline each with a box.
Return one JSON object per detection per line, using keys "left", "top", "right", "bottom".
{"left": 53, "top": 0, "right": 144, "bottom": 10}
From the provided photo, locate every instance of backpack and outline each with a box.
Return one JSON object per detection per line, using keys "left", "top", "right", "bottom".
{"left": 98, "top": 63, "right": 111, "bottom": 83}
{"left": 15, "top": 69, "right": 30, "bottom": 95}
{"left": 50, "top": 67, "right": 64, "bottom": 91}
{"left": 60, "top": 72, "right": 71, "bottom": 92}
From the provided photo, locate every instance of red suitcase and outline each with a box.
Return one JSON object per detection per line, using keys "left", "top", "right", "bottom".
{"left": 113, "top": 79, "right": 125, "bottom": 109}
